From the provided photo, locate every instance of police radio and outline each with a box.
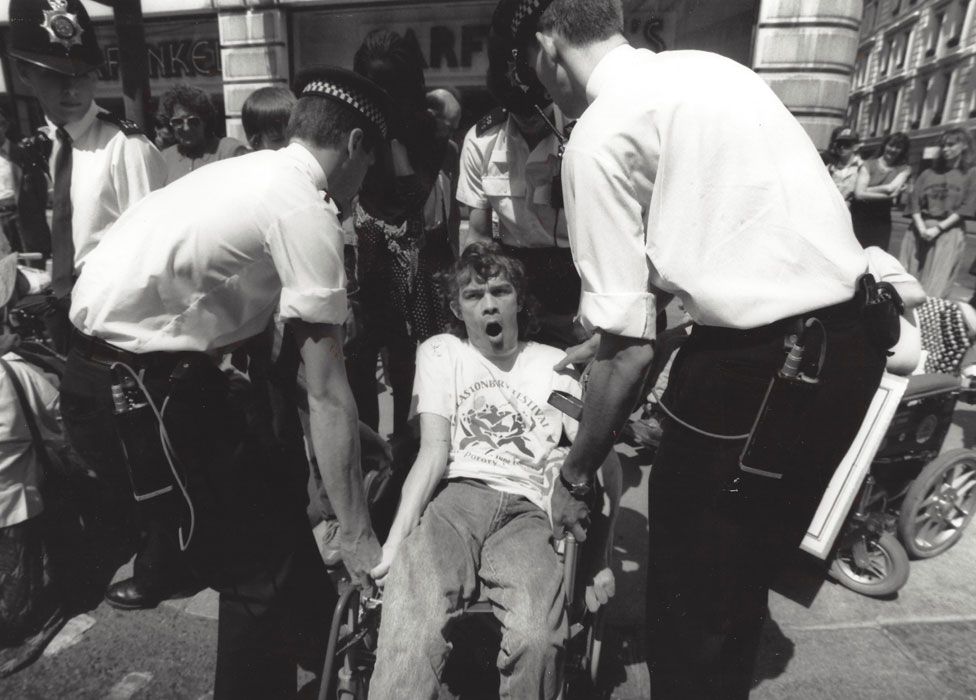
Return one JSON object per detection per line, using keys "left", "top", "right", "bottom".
{"left": 533, "top": 105, "right": 569, "bottom": 211}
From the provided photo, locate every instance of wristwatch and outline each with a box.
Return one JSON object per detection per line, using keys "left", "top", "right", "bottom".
{"left": 559, "top": 471, "right": 594, "bottom": 500}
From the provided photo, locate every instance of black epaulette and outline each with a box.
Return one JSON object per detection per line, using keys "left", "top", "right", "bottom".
{"left": 97, "top": 112, "right": 144, "bottom": 136}
{"left": 323, "top": 190, "right": 344, "bottom": 220}
{"left": 476, "top": 107, "right": 508, "bottom": 137}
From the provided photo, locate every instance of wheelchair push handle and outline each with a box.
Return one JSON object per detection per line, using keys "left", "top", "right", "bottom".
{"left": 562, "top": 533, "right": 578, "bottom": 605}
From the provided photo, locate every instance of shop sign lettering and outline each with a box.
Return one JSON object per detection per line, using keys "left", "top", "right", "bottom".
{"left": 98, "top": 38, "right": 221, "bottom": 82}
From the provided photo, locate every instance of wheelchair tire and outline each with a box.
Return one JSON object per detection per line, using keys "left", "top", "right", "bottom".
{"left": 828, "top": 532, "right": 910, "bottom": 598}
{"left": 898, "top": 448, "right": 976, "bottom": 559}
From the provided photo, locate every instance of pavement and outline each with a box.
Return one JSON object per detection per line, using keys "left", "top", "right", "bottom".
{"left": 4, "top": 217, "right": 976, "bottom": 698}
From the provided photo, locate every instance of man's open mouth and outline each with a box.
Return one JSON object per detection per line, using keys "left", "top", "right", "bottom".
{"left": 485, "top": 322, "right": 503, "bottom": 338}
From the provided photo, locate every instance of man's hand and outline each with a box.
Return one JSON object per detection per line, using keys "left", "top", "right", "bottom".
{"left": 551, "top": 476, "right": 590, "bottom": 542}
{"left": 584, "top": 569, "right": 616, "bottom": 613}
{"left": 370, "top": 540, "right": 400, "bottom": 587}
{"left": 554, "top": 332, "right": 601, "bottom": 371}
{"left": 340, "top": 527, "right": 383, "bottom": 591}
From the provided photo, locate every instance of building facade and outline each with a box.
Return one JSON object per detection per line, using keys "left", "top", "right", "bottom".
{"left": 849, "top": 0, "right": 976, "bottom": 162}
{"left": 0, "top": 0, "right": 858, "bottom": 149}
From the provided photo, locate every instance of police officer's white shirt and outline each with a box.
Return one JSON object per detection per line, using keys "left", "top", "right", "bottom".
{"left": 457, "top": 114, "right": 570, "bottom": 248}
{"left": 44, "top": 102, "right": 166, "bottom": 273}
{"left": 70, "top": 143, "right": 347, "bottom": 353}
{"left": 563, "top": 45, "right": 868, "bottom": 339}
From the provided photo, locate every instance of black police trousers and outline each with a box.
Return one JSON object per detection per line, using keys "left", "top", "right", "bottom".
{"left": 61, "top": 339, "right": 332, "bottom": 699}
{"left": 647, "top": 309, "right": 885, "bottom": 699}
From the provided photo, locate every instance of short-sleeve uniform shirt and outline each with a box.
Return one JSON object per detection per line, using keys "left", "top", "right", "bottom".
{"left": 45, "top": 102, "right": 167, "bottom": 274}
{"left": 457, "top": 114, "right": 570, "bottom": 248}
{"left": 414, "top": 334, "right": 580, "bottom": 511}
{"left": 70, "top": 143, "right": 348, "bottom": 353}
{"left": 562, "top": 46, "right": 869, "bottom": 340}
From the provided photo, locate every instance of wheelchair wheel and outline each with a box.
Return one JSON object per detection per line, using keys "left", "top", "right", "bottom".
{"left": 828, "top": 531, "right": 910, "bottom": 597}
{"left": 897, "top": 448, "right": 976, "bottom": 559}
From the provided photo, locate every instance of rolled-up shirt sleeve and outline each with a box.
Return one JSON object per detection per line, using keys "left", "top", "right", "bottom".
{"left": 562, "top": 145, "right": 656, "bottom": 340}
{"left": 268, "top": 203, "right": 348, "bottom": 324}
{"left": 456, "top": 126, "right": 489, "bottom": 209}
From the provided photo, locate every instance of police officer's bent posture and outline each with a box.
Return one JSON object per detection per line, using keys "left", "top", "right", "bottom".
{"left": 457, "top": 3, "right": 581, "bottom": 348}
{"left": 6, "top": 0, "right": 170, "bottom": 607}
{"left": 63, "top": 67, "right": 390, "bottom": 698}
{"left": 502, "top": 1, "right": 889, "bottom": 697}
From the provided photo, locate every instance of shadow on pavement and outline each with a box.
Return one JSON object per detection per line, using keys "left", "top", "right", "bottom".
{"left": 752, "top": 613, "right": 795, "bottom": 689}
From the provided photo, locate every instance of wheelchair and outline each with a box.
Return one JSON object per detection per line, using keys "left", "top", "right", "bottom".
{"left": 826, "top": 371, "right": 976, "bottom": 597}
{"left": 317, "top": 471, "right": 617, "bottom": 700}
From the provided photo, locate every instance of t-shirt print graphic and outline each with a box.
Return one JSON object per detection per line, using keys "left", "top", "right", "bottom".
{"left": 458, "top": 394, "right": 539, "bottom": 460}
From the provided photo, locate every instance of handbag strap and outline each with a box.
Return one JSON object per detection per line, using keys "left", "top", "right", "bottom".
{"left": 0, "top": 356, "right": 53, "bottom": 471}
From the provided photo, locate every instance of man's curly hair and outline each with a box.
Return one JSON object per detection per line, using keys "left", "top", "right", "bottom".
{"left": 160, "top": 84, "right": 218, "bottom": 136}
{"left": 441, "top": 242, "right": 540, "bottom": 340}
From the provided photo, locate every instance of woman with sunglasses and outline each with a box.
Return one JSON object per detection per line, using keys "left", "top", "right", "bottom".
{"left": 159, "top": 85, "right": 247, "bottom": 184}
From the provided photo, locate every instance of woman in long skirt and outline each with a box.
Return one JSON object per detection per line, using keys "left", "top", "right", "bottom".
{"left": 900, "top": 128, "right": 976, "bottom": 297}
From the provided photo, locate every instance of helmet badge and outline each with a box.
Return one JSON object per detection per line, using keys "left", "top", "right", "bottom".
{"left": 41, "top": 0, "right": 83, "bottom": 51}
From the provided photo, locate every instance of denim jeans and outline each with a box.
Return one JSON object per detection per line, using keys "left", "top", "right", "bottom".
{"left": 369, "top": 480, "right": 566, "bottom": 700}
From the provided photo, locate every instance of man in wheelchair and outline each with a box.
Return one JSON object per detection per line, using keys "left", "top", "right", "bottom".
{"left": 367, "top": 242, "right": 614, "bottom": 699}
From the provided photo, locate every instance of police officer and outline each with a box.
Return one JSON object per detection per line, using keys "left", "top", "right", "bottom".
{"left": 6, "top": 0, "right": 169, "bottom": 609}
{"left": 456, "top": 1, "right": 581, "bottom": 348}
{"left": 64, "top": 67, "right": 390, "bottom": 698}
{"left": 500, "top": 1, "right": 890, "bottom": 698}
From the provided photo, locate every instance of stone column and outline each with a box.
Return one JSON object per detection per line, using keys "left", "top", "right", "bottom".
{"left": 216, "top": 0, "right": 290, "bottom": 143}
{"left": 754, "top": 0, "right": 863, "bottom": 150}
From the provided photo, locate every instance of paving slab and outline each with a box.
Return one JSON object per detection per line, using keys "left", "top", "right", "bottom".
{"left": 883, "top": 620, "right": 976, "bottom": 700}
{"left": 751, "top": 626, "right": 948, "bottom": 700}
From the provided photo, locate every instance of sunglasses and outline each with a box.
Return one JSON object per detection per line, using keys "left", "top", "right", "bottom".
{"left": 169, "top": 116, "right": 203, "bottom": 129}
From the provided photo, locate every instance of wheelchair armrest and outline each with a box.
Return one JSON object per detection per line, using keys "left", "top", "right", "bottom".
{"left": 903, "top": 373, "right": 965, "bottom": 400}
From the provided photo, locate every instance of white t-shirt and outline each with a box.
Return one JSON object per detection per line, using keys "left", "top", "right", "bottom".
{"left": 563, "top": 45, "right": 868, "bottom": 339}
{"left": 414, "top": 334, "right": 580, "bottom": 511}
{"left": 70, "top": 143, "right": 347, "bottom": 353}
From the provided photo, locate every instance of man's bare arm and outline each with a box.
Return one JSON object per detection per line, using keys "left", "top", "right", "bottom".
{"left": 461, "top": 207, "right": 493, "bottom": 251}
{"left": 561, "top": 332, "right": 656, "bottom": 484}
{"left": 290, "top": 319, "right": 380, "bottom": 585}
{"left": 371, "top": 413, "right": 451, "bottom": 583}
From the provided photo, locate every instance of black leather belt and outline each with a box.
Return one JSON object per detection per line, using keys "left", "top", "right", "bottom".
{"left": 692, "top": 296, "right": 861, "bottom": 349}
{"left": 71, "top": 329, "right": 181, "bottom": 372}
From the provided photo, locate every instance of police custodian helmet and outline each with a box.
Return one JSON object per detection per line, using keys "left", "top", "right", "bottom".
{"left": 487, "top": 0, "right": 553, "bottom": 117}
{"left": 8, "top": 0, "right": 102, "bottom": 76}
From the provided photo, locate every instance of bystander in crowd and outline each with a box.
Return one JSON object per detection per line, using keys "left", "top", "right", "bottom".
{"left": 159, "top": 85, "right": 247, "bottom": 183}
{"left": 901, "top": 127, "right": 976, "bottom": 298}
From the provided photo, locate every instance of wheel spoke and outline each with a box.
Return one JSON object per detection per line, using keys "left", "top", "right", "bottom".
{"left": 957, "top": 479, "right": 976, "bottom": 501}
{"left": 917, "top": 518, "right": 946, "bottom": 545}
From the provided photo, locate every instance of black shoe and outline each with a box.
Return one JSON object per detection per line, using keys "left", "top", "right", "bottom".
{"left": 104, "top": 577, "right": 167, "bottom": 610}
